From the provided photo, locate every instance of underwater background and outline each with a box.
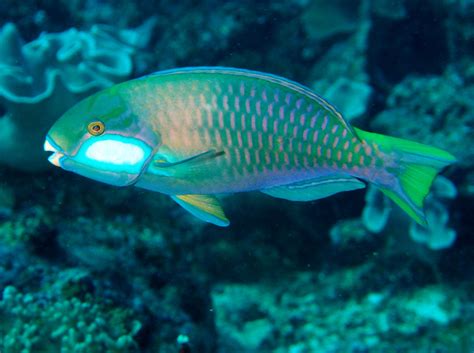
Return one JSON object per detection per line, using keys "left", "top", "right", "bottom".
{"left": 0, "top": 0, "right": 473, "bottom": 352}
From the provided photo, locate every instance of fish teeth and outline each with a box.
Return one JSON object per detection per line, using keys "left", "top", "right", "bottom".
{"left": 44, "top": 138, "right": 63, "bottom": 167}
{"left": 44, "top": 139, "right": 57, "bottom": 153}
{"left": 47, "top": 152, "right": 63, "bottom": 167}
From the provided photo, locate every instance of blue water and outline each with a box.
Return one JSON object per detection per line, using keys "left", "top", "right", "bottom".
{"left": 0, "top": 1, "right": 472, "bottom": 352}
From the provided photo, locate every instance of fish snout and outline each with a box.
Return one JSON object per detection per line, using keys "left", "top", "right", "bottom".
{"left": 44, "top": 137, "right": 64, "bottom": 167}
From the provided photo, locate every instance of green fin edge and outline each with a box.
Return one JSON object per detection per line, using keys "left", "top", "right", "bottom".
{"left": 354, "top": 128, "right": 456, "bottom": 226}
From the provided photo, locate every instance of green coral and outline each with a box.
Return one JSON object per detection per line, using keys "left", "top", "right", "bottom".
{"left": 0, "top": 286, "right": 141, "bottom": 353}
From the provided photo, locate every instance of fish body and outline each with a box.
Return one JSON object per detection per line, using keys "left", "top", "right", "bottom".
{"left": 45, "top": 67, "right": 455, "bottom": 226}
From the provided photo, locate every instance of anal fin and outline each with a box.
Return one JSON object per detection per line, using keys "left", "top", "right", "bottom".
{"left": 171, "top": 194, "right": 230, "bottom": 227}
{"left": 262, "top": 175, "right": 365, "bottom": 201}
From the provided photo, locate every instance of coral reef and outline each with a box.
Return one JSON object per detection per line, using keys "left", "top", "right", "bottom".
{"left": 362, "top": 185, "right": 392, "bottom": 233}
{"left": 0, "top": 0, "right": 472, "bottom": 352}
{"left": 211, "top": 270, "right": 471, "bottom": 353}
{"left": 371, "top": 68, "right": 474, "bottom": 168}
{"left": 301, "top": 0, "right": 363, "bottom": 41}
{"left": 0, "top": 173, "right": 218, "bottom": 352}
{"left": 0, "top": 285, "right": 141, "bottom": 353}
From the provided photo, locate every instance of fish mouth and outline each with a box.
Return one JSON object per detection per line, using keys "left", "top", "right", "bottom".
{"left": 44, "top": 137, "right": 65, "bottom": 167}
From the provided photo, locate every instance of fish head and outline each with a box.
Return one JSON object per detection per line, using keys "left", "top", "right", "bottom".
{"left": 44, "top": 87, "right": 159, "bottom": 186}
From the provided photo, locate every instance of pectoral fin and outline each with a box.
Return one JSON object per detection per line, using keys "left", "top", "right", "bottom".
{"left": 171, "top": 194, "right": 230, "bottom": 227}
{"left": 154, "top": 150, "right": 225, "bottom": 168}
{"left": 262, "top": 176, "right": 365, "bottom": 201}
{"left": 150, "top": 149, "right": 225, "bottom": 177}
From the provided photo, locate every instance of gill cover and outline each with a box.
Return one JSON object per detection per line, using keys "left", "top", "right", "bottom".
{"left": 45, "top": 83, "right": 160, "bottom": 186}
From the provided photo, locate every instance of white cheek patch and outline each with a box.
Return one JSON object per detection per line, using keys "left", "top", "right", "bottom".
{"left": 85, "top": 140, "right": 145, "bottom": 165}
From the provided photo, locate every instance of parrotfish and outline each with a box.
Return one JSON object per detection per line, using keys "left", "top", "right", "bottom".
{"left": 44, "top": 67, "right": 455, "bottom": 227}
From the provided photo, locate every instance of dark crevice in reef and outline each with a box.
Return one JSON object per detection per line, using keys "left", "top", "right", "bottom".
{"left": 367, "top": 0, "right": 449, "bottom": 90}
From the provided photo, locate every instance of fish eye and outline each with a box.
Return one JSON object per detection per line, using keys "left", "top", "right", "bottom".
{"left": 87, "top": 121, "right": 105, "bottom": 136}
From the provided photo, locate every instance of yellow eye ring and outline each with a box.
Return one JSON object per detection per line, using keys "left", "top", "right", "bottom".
{"left": 87, "top": 121, "right": 105, "bottom": 136}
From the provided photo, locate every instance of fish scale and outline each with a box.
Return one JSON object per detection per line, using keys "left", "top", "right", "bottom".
{"left": 45, "top": 67, "right": 456, "bottom": 226}
{"left": 200, "top": 75, "right": 375, "bottom": 181}
{"left": 184, "top": 75, "right": 361, "bottom": 181}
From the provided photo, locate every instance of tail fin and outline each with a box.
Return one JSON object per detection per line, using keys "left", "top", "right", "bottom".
{"left": 354, "top": 128, "right": 456, "bottom": 226}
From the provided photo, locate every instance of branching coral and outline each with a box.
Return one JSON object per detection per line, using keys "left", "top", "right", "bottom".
{"left": 0, "top": 285, "right": 141, "bottom": 353}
